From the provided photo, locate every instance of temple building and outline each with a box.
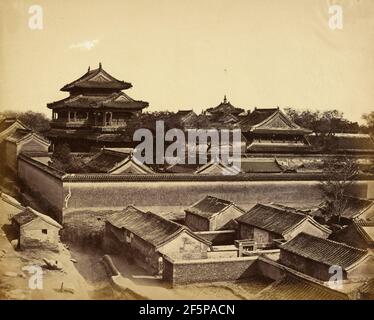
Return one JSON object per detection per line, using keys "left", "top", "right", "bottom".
{"left": 204, "top": 96, "right": 246, "bottom": 126}
{"left": 46, "top": 63, "right": 149, "bottom": 151}
{"left": 239, "top": 107, "right": 312, "bottom": 153}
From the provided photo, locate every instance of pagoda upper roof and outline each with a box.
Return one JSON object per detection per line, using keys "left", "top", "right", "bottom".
{"left": 47, "top": 91, "right": 148, "bottom": 110}
{"left": 61, "top": 63, "right": 132, "bottom": 92}
{"left": 206, "top": 96, "right": 245, "bottom": 115}
{"left": 239, "top": 107, "right": 311, "bottom": 135}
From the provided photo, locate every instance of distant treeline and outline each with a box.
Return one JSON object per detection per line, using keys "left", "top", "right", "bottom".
{"left": 1, "top": 108, "right": 373, "bottom": 136}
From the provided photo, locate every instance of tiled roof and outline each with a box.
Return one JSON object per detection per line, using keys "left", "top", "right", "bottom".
{"left": 0, "top": 118, "right": 17, "bottom": 132}
{"left": 0, "top": 118, "right": 27, "bottom": 133}
{"left": 341, "top": 197, "right": 374, "bottom": 219}
{"left": 240, "top": 159, "right": 283, "bottom": 173}
{"left": 236, "top": 203, "right": 309, "bottom": 236}
{"left": 353, "top": 221, "right": 374, "bottom": 246}
{"left": 0, "top": 192, "right": 25, "bottom": 211}
{"left": 176, "top": 110, "right": 194, "bottom": 116}
{"left": 161, "top": 163, "right": 200, "bottom": 174}
{"left": 47, "top": 92, "right": 148, "bottom": 110}
{"left": 240, "top": 108, "right": 279, "bottom": 127}
{"left": 281, "top": 233, "right": 368, "bottom": 269}
{"left": 61, "top": 64, "right": 132, "bottom": 92}
{"left": 185, "top": 195, "right": 240, "bottom": 219}
{"left": 358, "top": 278, "right": 374, "bottom": 295}
{"left": 257, "top": 275, "right": 348, "bottom": 300}
{"left": 313, "top": 196, "right": 374, "bottom": 220}
{"left": 240, "top": 108, "right": 311, "bottom": 134}
{"left": 107, "top": 206, "right": 209, "bottom": 247}
{"left": 85, "top": 149, "right": 130, "bottom": 173}
{"left": 206, "top": 96, "right": 244, "bottom": 115}
{"left": 5, "top": 129, "right": 50, "bottom": 145}
{"left": 12, "top": 207, "right": 62, "bottom": 228}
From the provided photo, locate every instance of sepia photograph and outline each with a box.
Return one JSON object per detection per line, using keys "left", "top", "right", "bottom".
{"left": 0, "top": 0, "right": 374, "bottom": 308}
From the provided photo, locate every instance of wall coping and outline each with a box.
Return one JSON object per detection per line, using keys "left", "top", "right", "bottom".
{"left": 19, "top": 153, "right": 374, "bottom": 183}
{"left": 164, "top": 255, "right": 258, "bottom": 265}
{"left": 195, "top": 230, "right": 236, "bottom": 235}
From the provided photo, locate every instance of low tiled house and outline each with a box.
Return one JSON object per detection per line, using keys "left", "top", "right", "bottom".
{"left": 5, "top": 129, "right": 50, "bottom": 172}
{"left": 185, "top": 196, "right": 245, "bottom": 231}
{"left": 331, "top": 221, "right": 374, "bottom": 250}
{"left": 280, "top": 233, "right": 374, "bottom": 281}
{"left": 12, "top": 207, "right": 62, "bottom": 251}
{"left": 104, "top": 206, "right": 211, "bottom": 274}
{"left": 236, "top": 203, "right": 331, "bottom": 247}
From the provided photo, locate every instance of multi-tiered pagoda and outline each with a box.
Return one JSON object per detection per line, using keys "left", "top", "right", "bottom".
{"left": 46, "top": 63, "right": 148, "bottom": 151}
{"left": 204, "top": 96, "right": 246, "bottom": 126}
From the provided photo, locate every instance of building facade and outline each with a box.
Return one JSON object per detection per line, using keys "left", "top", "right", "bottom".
{"left": 236, "top": 203, "right": 331, "bottom": 248}
{"left": 185, "top": 195, "right": 245, "bottom": 231}
{"left": 103, "top": 206, "right": 211, "bottom": 274}
{"left": 12, "top": 207, "right": 62, "bottom": 251}
{"left": 5, "top": 129, "right": 50, "bottom": 172}
{"left": 280, "top": 233, "right": 374, "bottom": 281}
{"left": 239, "top": 107, "right": 312, "bottom": 153}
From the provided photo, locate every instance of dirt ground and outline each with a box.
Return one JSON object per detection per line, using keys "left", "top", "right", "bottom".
{"left": 0, "top": 202, "right": 272, "bottom": 300}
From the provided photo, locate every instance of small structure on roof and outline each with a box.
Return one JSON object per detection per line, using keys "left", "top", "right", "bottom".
{"left": 11, "top": 207, "right": 62, "bottom": 251}
{"left": 103, "top": 206, "right": 211, "bottom": 274}
{"left": 280, "top": 233, "right": 374, "bottom": 281}
{"left": 185, "top": 195, "right": 245, "bottom": 231}
{"left": 5, "top": 129, "right": 50, "bottom": 172}
{"left": 236, "top": 203, "right": 331, "bottom": 248}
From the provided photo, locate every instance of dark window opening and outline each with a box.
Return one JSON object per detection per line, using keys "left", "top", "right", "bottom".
{"left": 42, "top": 229, "right": 48, "bottom": 234}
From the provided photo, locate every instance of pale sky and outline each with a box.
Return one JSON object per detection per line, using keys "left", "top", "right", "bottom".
{"left": 0, "top": 0, "right": 373, "bottom": 122}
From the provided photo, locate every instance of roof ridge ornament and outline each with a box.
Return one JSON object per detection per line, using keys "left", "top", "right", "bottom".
{"left": 99, "top": 62, "right": 102, "bottom": 70}
{"left": 223, "top": 95, "right": 227, "bottom": 104}
{"left": 88, "top": 66, "right": 90, "bottom": 72}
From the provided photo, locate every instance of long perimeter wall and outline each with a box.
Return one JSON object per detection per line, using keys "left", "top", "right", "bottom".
{"left": 18, "top": 154, "right": 374, "bottom": 222}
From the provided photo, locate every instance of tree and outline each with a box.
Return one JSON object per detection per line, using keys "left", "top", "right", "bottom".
{"left": 319, "top": 156, "right": 359, "bottom": 224}
{"left": 49, "top": 143, "right": 88, "bottom": 173}
{"left": 0, "top": 110, "right": 50, "bottom": 132}
{"left": 362, "top": 111, "right": 374, "bottom": 136}
{"left": 284, "top": 108, "right": 359, "bottom": 135}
